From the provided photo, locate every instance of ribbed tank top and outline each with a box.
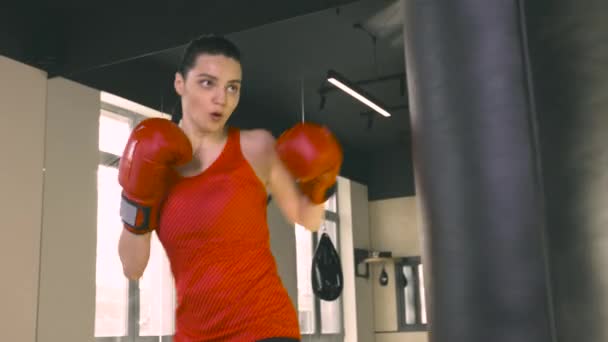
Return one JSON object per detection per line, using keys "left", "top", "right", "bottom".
{"left": 157, "top": 127, "right": 301, "bottom": 341}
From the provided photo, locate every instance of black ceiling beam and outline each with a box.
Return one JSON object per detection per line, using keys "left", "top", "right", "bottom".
{"left": 71, "top": 58, "right": 177, "bottom": 114}
{"left": 51, "top": 0, "right": 359, "bottom": 78}
{"left": 0, "top": 9, "right": 38, "bottom": 64}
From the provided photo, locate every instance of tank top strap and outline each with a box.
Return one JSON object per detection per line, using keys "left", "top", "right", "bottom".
{"left": 205, "top": 126, "right": 249, "bottom": 175}
{"left": 227, "top": 126, "right": 239, "bottom": 149}
{"left": 223, "top": 126, "right": 241, "bottom": 162}
{"left": 221, "top": 127, "right": 268, "bottom": 197}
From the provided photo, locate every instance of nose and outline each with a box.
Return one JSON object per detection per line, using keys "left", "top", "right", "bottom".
{"left": 213, "top": 87, "right": 227, "bottom": 106}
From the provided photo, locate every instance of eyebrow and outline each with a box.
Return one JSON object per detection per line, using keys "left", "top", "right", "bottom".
{"left": 196, "top": 73, "right": 241, "bottom": 83}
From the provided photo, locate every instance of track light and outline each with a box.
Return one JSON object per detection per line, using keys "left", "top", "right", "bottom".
{"left": 326, "top": 70, "right": 391, "bottom": 117}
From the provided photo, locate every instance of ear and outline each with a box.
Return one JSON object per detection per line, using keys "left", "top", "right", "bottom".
{"left": 174, "top": 72, "right": 185, "bottom": 96}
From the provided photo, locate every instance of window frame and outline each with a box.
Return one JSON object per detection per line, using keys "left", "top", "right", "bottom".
{"left": 96, "top": 103, "right": 175, "bottom": 342}
{"left": 299, "top": 193, "right": 345, "bottom": 338}
{"left": 394, "top": 256, "right": 428, "bottom": 332}
{"left": 98, "top": 102, "right": 152, "bottom": 167}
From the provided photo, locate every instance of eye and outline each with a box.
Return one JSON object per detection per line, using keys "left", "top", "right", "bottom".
{"left": 199, "top": 79, "right": 213, "bottom": 87}
{"left": 227, "top": 84, "right": 240, "bottom": 93}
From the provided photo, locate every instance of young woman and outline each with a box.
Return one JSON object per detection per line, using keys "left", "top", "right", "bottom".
{"left": 117, "top": 35, "right": 342, "bottom": 341}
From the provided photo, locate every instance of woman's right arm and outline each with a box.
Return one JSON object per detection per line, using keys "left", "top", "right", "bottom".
{"left": 115, "top": 118, "right": 192, "bottom": 280}
{"left": 118, "top": 229, "right": 152, "bottom": 280}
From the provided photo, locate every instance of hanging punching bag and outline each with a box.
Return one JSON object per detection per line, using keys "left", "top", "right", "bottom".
{"left": 311, "top": 232, "right": 343, "bottom": 301}
{"left": 402, "top": 1, "right": 554, "bottom": 341}
{"left": 379, "top": 265, "right": 389, "bottom": 286}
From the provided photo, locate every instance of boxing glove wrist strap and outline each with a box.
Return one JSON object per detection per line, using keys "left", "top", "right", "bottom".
{"left": 120, "top": 194, "right": 154, "bottom": 234}
{"left": 299, "top": 180, "right": 337, "bottom": 205}
{"left": 324, "top": 182, "right": 337, "bottom": 200}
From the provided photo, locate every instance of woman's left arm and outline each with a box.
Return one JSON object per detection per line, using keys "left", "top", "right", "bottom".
{"left": 259, "top": 130, "right": 325, "bottom": 232}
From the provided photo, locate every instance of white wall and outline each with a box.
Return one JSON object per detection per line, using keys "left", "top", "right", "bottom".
{"left": 369, "top": 197, "right": 427, "bottom": 342}
{"left": 0, "top": 56, "right": 100, "bottom": 341}
{"left": 336, "top": 177, "right": 376, "bottom": 342}
{"left": 338, "top": 177, "right": 358, "bottom": 342}
{"left": 37, "top": 78, "right": 99, "bottom": 341}
{"left": 0, "top": 56, "right": 47, "bottom": 342}
{"left": 267, "top": 200, "right": 299, "bottom": 305}
{"left": 350, "top": 181, "right": 376, "bottom": 342}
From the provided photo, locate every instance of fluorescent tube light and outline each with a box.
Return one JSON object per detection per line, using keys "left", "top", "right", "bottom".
{"left": 326, "top": 70, "right": 391, "bottom": 117}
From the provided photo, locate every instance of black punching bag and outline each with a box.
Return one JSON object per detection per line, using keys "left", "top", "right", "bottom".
{"left": 311, "top": 232, "right": 343, "bottom": 301}
{"left": 402, "top": 1, "right": 554, "bottom": 341}
{"left": 525, "top": 1, "right": 608, "bottom": 341}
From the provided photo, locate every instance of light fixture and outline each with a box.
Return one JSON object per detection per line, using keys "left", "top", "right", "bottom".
{"left": 326, "top": 69, "right": 392, "bottom": 117}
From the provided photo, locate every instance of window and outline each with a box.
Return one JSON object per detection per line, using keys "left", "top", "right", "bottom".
{"left": 95, "top": 110, "right": 132, "bottom": 338}
{"left": 99, "top": 110, "right": 132, "bottom": 156}
{"left": 295, "top": 224, "right": 316, "bottom": 334}
{"left": 395, "top": 257, "right": 427, "bottom": 331}
{"left": 138, "top": 234, "right": 176, "bottom": 337}
{"left": 95, "top": 164, "right": 129, "bottom": 338}
{"left": 95, "top": 98, "right": 175, "bottom": 341}
{"left": 295, "top": 193, "right": 343, "bottom": 337}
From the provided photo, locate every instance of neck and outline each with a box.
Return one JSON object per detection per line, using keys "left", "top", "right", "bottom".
{"left": 180, "top": 116, "right": 228, "bottom": 153}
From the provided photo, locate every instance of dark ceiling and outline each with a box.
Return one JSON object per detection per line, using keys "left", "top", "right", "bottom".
{"left": 1, "top": 0, "right": 415, "bottom": 199}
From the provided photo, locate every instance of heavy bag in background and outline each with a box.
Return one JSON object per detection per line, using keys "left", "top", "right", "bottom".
{"left": 402, "top": 1, "right": 554, "bottom": 341}
{"left": 525, "top": 1, "right": 608, "bottom": 341}
{"left": 311, "top": 232, "right": 343, "bottom": 301}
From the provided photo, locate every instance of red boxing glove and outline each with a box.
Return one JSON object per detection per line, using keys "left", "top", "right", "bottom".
{"left": 276, "top": 122, "right": 343, "bottom": 204}
{"left": 118, "top": 118, "right": 192, "bottom": 234}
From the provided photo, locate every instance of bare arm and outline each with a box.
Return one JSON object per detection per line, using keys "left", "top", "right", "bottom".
{"left": 118, "top": 229, "right": 152, "bottom": 280}
{"left": 263, "top": 131, "right": 326, "bottom": 232}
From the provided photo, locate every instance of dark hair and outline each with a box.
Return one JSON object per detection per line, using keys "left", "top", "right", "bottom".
{"left": 178, "top": 34, "right": 241, "bottom": 77}
{"left": 172, "top": 34, "right": 241, "bottom": 124}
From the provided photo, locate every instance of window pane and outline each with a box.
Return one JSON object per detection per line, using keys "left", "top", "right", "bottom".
{"left": 320, "top": 294, "right": 342, "bottom": 334}
{"left": 324, "top": 193, "right": 337, "bottom": 213}
{"left": 139, "top": 234, "right": 176, "bottom": 336}
{"left": 317, "top": 221, "right": 342, "bottom": 334}
{"left": 402, "top": 265, "right": 416, "bottom": 325}
{"left": 95, "top": 165, "right": 128, "bottom": 337}
{"left": 418, "top": 264, "right": 427, "bottom": 324}
{"left": 99, "top": 110, "right": 132, "bottom": 156}
{"left": 318, "top": 220, "right": 337, "bottom": 239}
{"left": 295, "top": 224, "right": 316, "bottom": 334}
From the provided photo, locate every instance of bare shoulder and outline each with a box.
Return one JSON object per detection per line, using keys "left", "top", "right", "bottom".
{"left": 239, "top": 128, "right": 277, "bottom": 183}
{"left": 240, "top": 128, "right": 276, "bottom": 155}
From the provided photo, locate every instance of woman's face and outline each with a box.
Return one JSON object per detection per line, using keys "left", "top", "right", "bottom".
{"left": 174, "top": 53, "right": 242, "bottom": 133}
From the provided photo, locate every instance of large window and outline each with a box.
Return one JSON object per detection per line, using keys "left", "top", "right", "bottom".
{"left": 95, "top": 99, "right": 175, "bottom": 341}
{"left": 95, "top": 164, "right": 129, "bottom": 338}
{"left": 95, "top": 109, "right": 132, "bottom": 339}
{"left": 295, "top": 194, "right": 343, "bottom": 336}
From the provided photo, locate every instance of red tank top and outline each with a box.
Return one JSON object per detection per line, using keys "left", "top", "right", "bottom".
{"left": 157, "top": 127, "right": 301, "bottom": 341}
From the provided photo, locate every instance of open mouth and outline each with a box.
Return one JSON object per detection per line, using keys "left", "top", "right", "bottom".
{"left": 210, "top": 112, "right": 223, "bottom": 120}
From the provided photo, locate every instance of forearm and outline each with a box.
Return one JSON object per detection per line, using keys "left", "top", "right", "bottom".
{"left": 296, "top": 195, "right": 325, "bottom": 232}
{"left": 118, "top": 229, "right": 152, "bottom": 280}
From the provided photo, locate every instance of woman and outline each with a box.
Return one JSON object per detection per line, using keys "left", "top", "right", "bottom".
{"left": 117, "top": 34, "right": 342, "bottom": 341}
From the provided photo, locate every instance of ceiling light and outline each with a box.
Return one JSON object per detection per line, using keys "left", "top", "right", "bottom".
{"left": 326, "top": 70, "right": 391, "bottom": 117}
